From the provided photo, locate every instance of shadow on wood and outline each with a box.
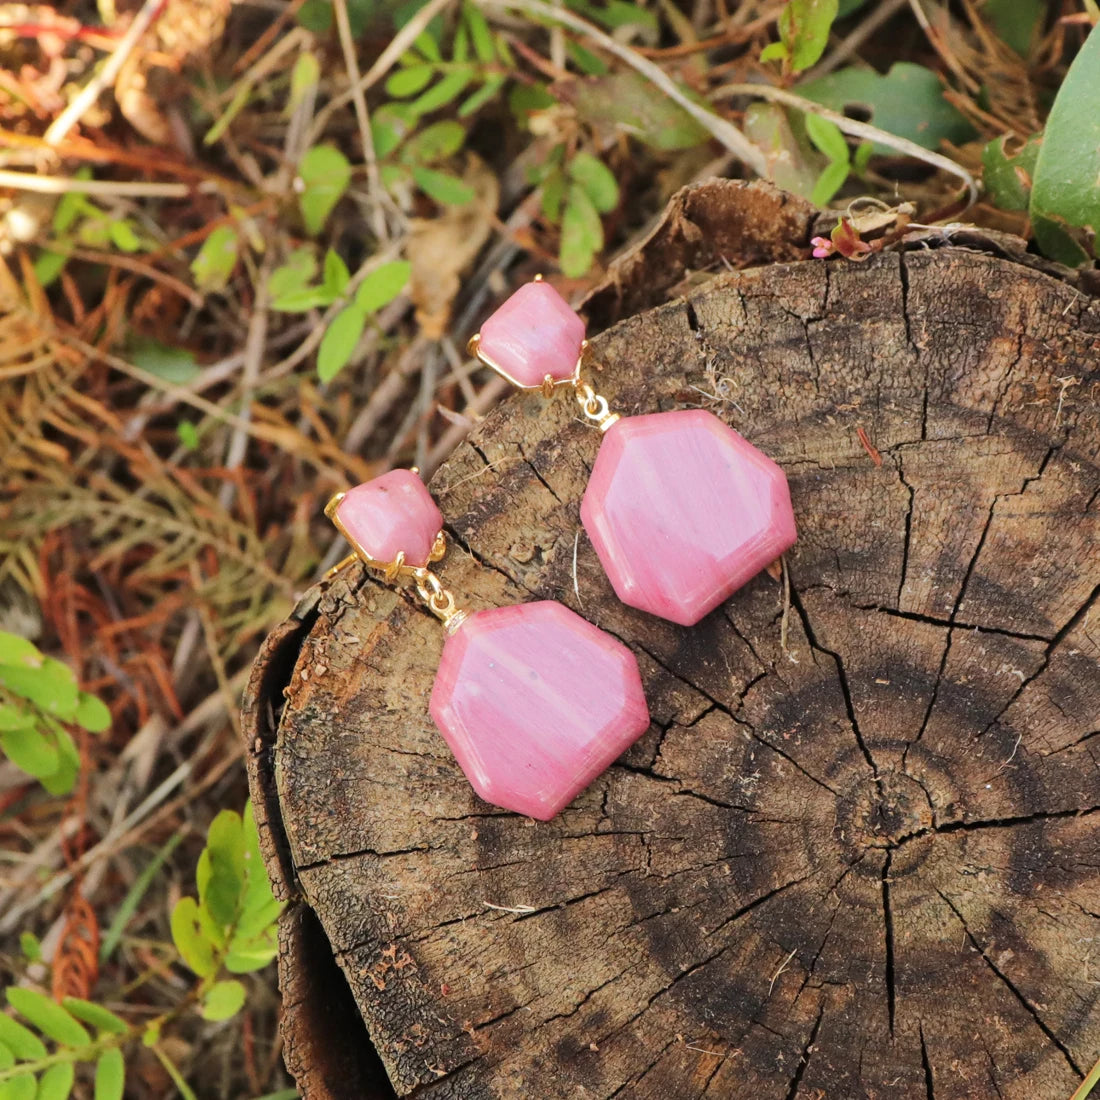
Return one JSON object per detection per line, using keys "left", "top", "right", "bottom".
{"left": 243, "top": 182, "right": 1100, "bottom": 1100}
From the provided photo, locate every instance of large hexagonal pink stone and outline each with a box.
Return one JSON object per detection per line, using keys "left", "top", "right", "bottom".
{"left": 477, "top": 281, "right": 585, "bottom": 387}
{"left": 429, "top": 601, "right": 650, "bottom": 819}
{"left": 580, "top": 409, "right": 796, "bottom": 626}
{"left": 335, "top": 470, "right": 442, "bottom": 567}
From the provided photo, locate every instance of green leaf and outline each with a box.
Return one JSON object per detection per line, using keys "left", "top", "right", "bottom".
{"left": 452, "top": 22, "right": 469, "bottom": 63}
{"left": 19, "top": 932, "right": 41, "bottom": 963}
{"left": 177, "top": 421, "right": 200, "bottom": 451}
{"left": 1, "top": 726, "right": 59, "bottom": 780}
{"left": 93, "top": 1048, "right": 125, "bottom": 1100}
{"left": 564, "top": 40, "right": 608, "bottom": 76}
{"left": 240, "top": 800, "right": 280, "bottom": 920}
{"left": 317, "top": 306, "right": 367, "bottom": 383}
{"left": 40, "top": 726, "right": 78, "bottom": 796}
{"left": 409, "top": 71, "right": 473, "bottom": 115}
{"left": 6, "top": 988, "right": 90, "bottom": 1047}
{"left": 33, "top": 249, "right": 67, "bottom": 288}
{"left": 778, "top": 0, "right": 838, "bottom": 72}
{"left": 403, "top": 121, "right": 465, "bottom": 165}
{"left": 170, "top": 896, "right": 217, "bottom": 978}
{"left": 811, "top": 158, "right": 849, "bottom": 205}
{"left": 0, "top": 658, "right": 78, "bottom": 718}
{"left": 201, "top": 980, "right": 246, "bottom": 1022}
{"left": 61, "top": 999, "right": 127, "bottom": 1035}
{"left": 386, "top": 65, "right": 435, "bottom": 98}
{"left": 74, "top": 692, "right": 110, "bottom": 733}
{"left": 570, "top": 71, "right": 710, "bottom": 151}
{"left": 0, "top": 634, "right": 41, "bottom": 669}
{"left": 52, "top": 172, "right": 93, "bottom": 233}
{"left": 412, "top": 166, "right": 476, "bottom": 206}
{"left": 129, "top": 338, "right": 201, "bottom": 384}
{"left": 108, "top": 220, "right": 141, "bottom": 253}
{"left": 354, "top": 261, "right": 411, "bottom": 313}
{"left": 805, "top": 112, "right": 848, "bottom": 164}
{"left": 1, "top": 1074, "right": 35, "bottom": 1100}
{"left": 297, "top": 145, "right": 352, "bottom": 236}
{"left": 759, "top": 41, "right": 788, "bottom": 63}
{"left": 458, "top": 75, "right": 507, "bottom": 118}
{"left": 190, "top": 225, "right": 239, "bottom": 293}
{"left": 36, "top": 1061, "right": 74, "bottom": 1100}
{"left": 0, "top": 1041, "right": 11, "bottom": 1071}
{"left": 559, "top": 184, "right": 603, "bottom": 278}
{"left": 322, "top": 249, "right": 350, "bottom": 297}
{"left": 1030, "top": 27, "right": 1100, "bottom": 265}
{"left": 270, "top": 287, "right": 335, "bottom": 313}
{"left": 982, "top": 133, "right": 1041, "bottom": 212}
{"left": 464, "top": 4, "right": 495, "bottom": 62}
{"left": 288, "top": 50, "right": 321, "bottom": 112}
{"left": 0, "top": 1013, "right": 47, "bottom": 1061}
{"left": 800, "top": 62, "right": 975, "bottom": 154}
{"left": 509, "top": 83, "right": 555, "bottom": 124}
{"left": 224, "top": 932, "right": 279, "bottom": 973}
{"left": 541, "top": 167, "right": 565, "bottom": 224}
{"left": 295, "top": 0, "right": 330, "bottom": 31}
{"left": 372, "top": 105, "right": 414, "bottom": 159}
{"left": 567, "top": 152, "right": 619, "bottom": 214}
{"left": 268, "top": 249, "right": 318, "bottom": 299}
{"left": 0, "top": 704, "right": 29, "bottom": 731}
{"left": 202, "top": 809, "right": 245, "bottom": 928}
{"left": 983, "top": 0, "right": 1043, "bottom": 56}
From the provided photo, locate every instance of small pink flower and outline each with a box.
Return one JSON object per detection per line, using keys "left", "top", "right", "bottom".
{"left": 811, "top": 236, "right": 834, "bottom": 258}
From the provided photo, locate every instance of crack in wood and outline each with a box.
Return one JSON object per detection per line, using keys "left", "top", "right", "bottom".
{"left": 937, "top": 889, "right": 1084, "bottom": 1078}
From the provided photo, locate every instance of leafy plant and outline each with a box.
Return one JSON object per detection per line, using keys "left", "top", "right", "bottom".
{"left": 374, "top": 5, "right": 510, "bottom": 206}
{"left": 761, "top": 0, "right": 839, "bottom": 73}
{"left": 269, "top": 251, "right": 412, "bottom": 381}
{"left": 32, "top": 169, "right": 145, "bottom": 287}
{"left": 531, "top": 149, "right": 620, "bottom": 277}
{"left": 0, "top": 803, "right": 282, "bottom": 1098}
{"left": 0, "top": 632, "right": 110, "bottom": 794}
{"left": 1028, "top": 26, "right": 1100, "bottom": 266}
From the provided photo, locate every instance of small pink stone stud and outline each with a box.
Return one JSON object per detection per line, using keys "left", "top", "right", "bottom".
{"left": 325, "top": 473, "right": 650, "bottom": 819}
{"left": 469, "top": 281, "right": 799, "bottom": 625}
{"left": 474, "top": 280, "right": 586, "bottom": 389}
{"left": 333, "top": 469, "right": 443, "bottom": 568}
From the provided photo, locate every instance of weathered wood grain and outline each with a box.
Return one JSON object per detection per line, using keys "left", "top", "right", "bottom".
{"left": 244, "top": 224, "right": 1100, "bottom": 1099}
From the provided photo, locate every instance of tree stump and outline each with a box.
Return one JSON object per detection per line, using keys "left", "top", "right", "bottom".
{"left": 243, "top": 186, "right": 1100, "bottom": 1100}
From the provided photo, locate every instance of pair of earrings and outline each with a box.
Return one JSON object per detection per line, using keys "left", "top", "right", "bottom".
{"left": 325, "top": 280, "right": 797, "bottom": 821}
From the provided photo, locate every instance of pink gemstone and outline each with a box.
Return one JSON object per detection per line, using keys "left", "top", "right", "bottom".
{"left": 580, "top": 409, "right": 797, "bottom": 626}
{"left": 477, "top": 281, "right": 586, "bottom": 387}
{"left": 429, "top": 601, "right": 650, "bottom": 819}
{"left": 335, "top": 470, "right": 442, "bottom": 567}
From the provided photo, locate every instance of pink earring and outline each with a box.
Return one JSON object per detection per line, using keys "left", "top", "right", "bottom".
{"left": 325, "top": 470, "right": 650, "bottom": 820}
{"left": 468, "top": 278, "right": 797, "bottom": 626}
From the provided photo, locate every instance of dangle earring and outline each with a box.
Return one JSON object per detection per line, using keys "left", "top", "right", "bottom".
{"left": 325, "top": 470, "right": 650, "bottom": 821}
{"left": 468, "top": 278, "right": 797, "bottom": 626}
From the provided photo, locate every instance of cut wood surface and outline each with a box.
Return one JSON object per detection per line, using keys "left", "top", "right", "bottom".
{"left": 243, "top": 189, "right": 1100, "bottom": 1099}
